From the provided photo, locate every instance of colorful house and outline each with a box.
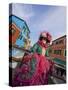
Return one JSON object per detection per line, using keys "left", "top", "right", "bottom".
{"left": 48, "top": 35, "right": 66, "bottom": 67}
{"left": 9, "top": 15, "right": 30, "bottom": 47}
{"left": 9, "top": 15, "right": 31, "bottom": 68}
{"left": 48, "top": 35, "right": 66, "bottom": 81}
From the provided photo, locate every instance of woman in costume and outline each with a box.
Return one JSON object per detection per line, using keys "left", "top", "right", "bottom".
{"left": 13, "top": 31, "right": 54, "bottom": 86}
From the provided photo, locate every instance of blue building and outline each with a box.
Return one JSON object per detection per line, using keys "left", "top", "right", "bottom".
{"left": 9, "top": 15, "right": 31, "bottom": 65}
{"left": 9, "top": 15, "right": 30, "bottom": 47}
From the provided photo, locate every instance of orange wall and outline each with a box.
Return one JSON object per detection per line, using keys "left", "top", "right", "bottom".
{"left": 9, "top": 23, "right": 20, "bottom": 44}
{"left": 49, "top": 37, "right": 66, "bottom": 61}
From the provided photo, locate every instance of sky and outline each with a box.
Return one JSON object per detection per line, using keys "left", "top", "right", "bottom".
{"left": 10, "top": 3, "right": 66, "bottom": 45}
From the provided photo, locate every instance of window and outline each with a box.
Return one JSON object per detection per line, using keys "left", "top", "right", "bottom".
{"left": 9, "top": 29, "right": 16, "bottom": 35}
{"left": 54, "top": 50, "right": 62, "bottom": 55}
{"left": 55, "top": 40, "right": 63, "bottom": 45}
{"left": 12, "top": 29, "right": 15, "bottom": 34}
{"left": 54, "top": 50, "right": 57, "bottom": 54}
{"left": 49, "top": 49, "right": 52, "bottom": 53}
{"left": 23, "top": 26, "right": 28, "bottom": 36}
{"left": 23, "top": 26, "right": 26, "bottom": 32}
{"left": 59, "top": 50, "right": 61, "bottom": 55}
{"left": 19, "top": 32, "right": 23, "bottom": 40}
{"left": 56, "top": 41, "right": 58, "bottom": 44}
{"left": 17, "top": 32, "right": 23, "bottom": 40}
{"left": 27, "top": 33, "right": 30, "bottom": 38}
{"left": 59, "top": 40, "right": 63, "bottom": 44}
{"left": 23, "top": 26, "right": 26, "bottom": 29}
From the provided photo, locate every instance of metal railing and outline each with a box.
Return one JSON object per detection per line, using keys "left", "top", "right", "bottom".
{"left": 9, "top": 44, "right": 31, "bottom": 62}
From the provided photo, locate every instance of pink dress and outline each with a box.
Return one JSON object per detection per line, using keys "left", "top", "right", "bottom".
{"left": 12, "top": 42, "right": 54, "bottom": 86}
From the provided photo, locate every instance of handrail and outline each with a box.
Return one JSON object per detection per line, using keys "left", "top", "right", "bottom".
{"left": 9, "top": 57, "right": 22, "bottom": 62}
{"left": 12, "top": 44, "right": 31, "bottom": 53}
{"left": 9, "top": 44, "right": 31, "bottom": 62}
{"left": 51, "top": 74, "right": 66, "bottom": 82}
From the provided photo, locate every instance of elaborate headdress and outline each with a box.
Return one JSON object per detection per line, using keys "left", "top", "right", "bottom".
{"left": 39, "top": 31, "right": 52, "bottom": 43}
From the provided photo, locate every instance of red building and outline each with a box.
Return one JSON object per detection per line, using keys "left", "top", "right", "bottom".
{"left": 48, "top": 35, "right": 66, "bottom": 81}
{"left": 49, "top": 35, "right": 66, "bottom": 61}
{"left": 9, "top": 23, "right": 20, "bottom": 44}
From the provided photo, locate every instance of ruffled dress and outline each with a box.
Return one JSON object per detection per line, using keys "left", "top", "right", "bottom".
{"left": 12, "top": 41, "right": 54, "bottom": 86}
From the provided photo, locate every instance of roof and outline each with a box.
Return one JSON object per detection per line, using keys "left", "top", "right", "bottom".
{"left": 52, "top": 35, "right": 66, "bottom": 42}
{"left": 9, "top": 15, "right": 30, "bottom": 33}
